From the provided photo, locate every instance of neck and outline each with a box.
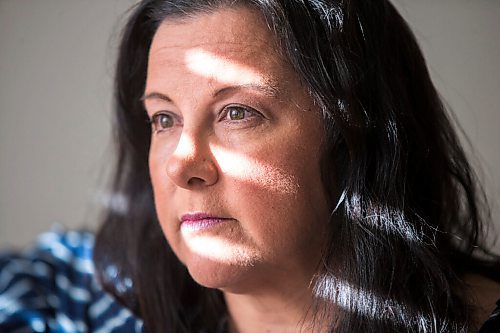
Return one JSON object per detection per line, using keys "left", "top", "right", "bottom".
{"left": 223, "top": 285, "right": 328, "bottom": 333}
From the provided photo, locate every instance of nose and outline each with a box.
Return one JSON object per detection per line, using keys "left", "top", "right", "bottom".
{"left": 166, "top": 130, "right": 219, "bottom": 189}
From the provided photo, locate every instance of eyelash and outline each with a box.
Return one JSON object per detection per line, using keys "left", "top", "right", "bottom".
{"left": 149, "top": 104, "right": 264, "bottom": 134}
{"left": 149, "top": 112, "right": 178, "bottom": 133}
{"left": 218, "top": 104, "right": 263, "bottom": 123}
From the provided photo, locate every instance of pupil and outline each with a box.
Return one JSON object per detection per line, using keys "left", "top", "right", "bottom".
{"left": 229, "top": 108, "right": 245, "bottom": 120}
{"left": 160, "top": 115, "right": 172, "bottom": 128}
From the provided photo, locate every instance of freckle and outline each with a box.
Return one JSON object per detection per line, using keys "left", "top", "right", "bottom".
{"left": 257, "top": 165, "right": 300, "bottom": 195}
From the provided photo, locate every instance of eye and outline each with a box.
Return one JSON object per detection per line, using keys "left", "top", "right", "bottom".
{"left": 150, "top": 112, "right": 174, "bottom": 132}
{"left": 221, "top": 105, "right": 261, "bottom": 122}
{"left": 228, "top": 106, "right": 246, "bottom": 120}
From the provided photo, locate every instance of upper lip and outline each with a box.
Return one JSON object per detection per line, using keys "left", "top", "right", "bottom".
{"left": 180, "top": 212, "right": 231, "bottom": 222}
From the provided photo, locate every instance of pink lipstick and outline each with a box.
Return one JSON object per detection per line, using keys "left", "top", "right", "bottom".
{"left": 180, "top": 213, "right": 233, "bottom": 232}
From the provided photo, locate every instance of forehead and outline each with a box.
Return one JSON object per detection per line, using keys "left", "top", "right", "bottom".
{"left": 147, "top": 7, "right": 293, "bottom": 90}
{"left": 150, "top": 6, "right": 277, "bottom": 56}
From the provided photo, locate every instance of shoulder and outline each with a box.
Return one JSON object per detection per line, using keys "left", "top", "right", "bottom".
{"left": 478, "top": 299, "right": 500, "bottom": 333}
{"left": 0, "top": 228, "right": 144, "bottom": 333}
{"left": 465, "top": 273, "right": 500, "bottom": 332}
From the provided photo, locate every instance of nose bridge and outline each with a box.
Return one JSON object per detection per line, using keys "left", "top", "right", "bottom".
{"left": 174, "top": 127, "right": 199, "bottom": 159}
{"left": 167, "top": 123, "right": 218, "bottom": 188}
{"left": 172, "top": 99, "right": 208, "bottom": 157}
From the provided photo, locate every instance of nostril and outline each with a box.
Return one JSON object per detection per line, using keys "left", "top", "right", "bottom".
{"left": 187, "top": 177, "right": 206, "bottom": 186}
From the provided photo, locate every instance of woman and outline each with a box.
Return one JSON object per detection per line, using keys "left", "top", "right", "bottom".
{"left": 1, "top": 0, "right": 499, "bottom": 332}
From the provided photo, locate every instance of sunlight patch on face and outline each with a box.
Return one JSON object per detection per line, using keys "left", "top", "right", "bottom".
{"left": 185, "top": 47, "right": 268, "bottom": 87}
{"left": 182, "top": 230, "right": 257, "bottom": 266}
{"left": 211, "top": 145, "right": 299, "bottom": 195}
{"left": 164, "top": 126, "right": 299, "bottom": 195}
{"left": 175, "top": 130, "right": 196, "bottom": 158}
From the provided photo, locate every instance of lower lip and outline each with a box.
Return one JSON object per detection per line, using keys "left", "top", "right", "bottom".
{"left": 180, "top": 218, "right": 232, "bottom": 232}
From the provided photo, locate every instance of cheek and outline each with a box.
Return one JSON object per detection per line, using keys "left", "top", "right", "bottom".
{"left": 149, "top": 147, "right": 168, "bottom": 207}
{"left": 149, "top": 146, "right": 166, "bottom": 191}
{"left": 220, "top": 141, "right": 329, "bottom": 254}
{"left": 149, "top": 137, "right": 167, "bottom": 183}
{"left": 212, "top": 145, "right": 301, "bottom": 197}
{"left": 148, "top": 136, "right": 179, "bottom": 197}
{"left": 148, "top": 144, "right": 178, "bottom": 238}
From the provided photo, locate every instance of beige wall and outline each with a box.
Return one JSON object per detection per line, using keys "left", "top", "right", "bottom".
{"left": 0, "top": 0, "right": 135, "bottom": 247}
{"left": 1, "top": 0, "right": 499, "bottom": 252}
{"left": 393, "top": 0, "right": 500, "bottom": 252}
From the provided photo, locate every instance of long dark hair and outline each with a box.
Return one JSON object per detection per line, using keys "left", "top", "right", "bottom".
{"left": 94, "top": 0, "right": 498, "bottom": 332}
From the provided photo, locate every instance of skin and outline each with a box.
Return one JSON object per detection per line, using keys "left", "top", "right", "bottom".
{"left": 143, "top": 5, "right": 499, "bottom": 332}
{"left": 144, "top": 6, "right": 330, "bottom": 332}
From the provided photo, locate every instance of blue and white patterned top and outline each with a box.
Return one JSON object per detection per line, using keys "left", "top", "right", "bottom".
{"left": 0, "top": 228, "right": 144, "bottom": 333}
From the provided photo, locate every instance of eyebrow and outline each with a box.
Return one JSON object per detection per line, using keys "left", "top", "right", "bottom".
{"left": 141, "top": 91, "right": 172, "bottom": 102}
{"left": 213, "top": 82, "right": 281, "bottom": 98}
{"left": 141, "top": 82, "right": 281, "bottom": 103}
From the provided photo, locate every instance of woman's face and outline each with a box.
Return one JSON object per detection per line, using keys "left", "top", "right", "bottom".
{"left": 145, "top": 7, "right": 330, "bottom": 293}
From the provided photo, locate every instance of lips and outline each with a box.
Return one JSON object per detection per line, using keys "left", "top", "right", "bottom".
{"left": 180, "top": 212, "right": 234, "bottom": 232}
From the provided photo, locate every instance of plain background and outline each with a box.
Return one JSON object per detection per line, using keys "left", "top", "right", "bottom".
{"left": 0, "top": 0, "right": 499, "bottom": 253}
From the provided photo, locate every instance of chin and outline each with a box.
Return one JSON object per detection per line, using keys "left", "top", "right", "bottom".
{"left": 174, "top": 233, "right": 262, "bottom": 288}
{"left": 185, "top": 256, "right": 255, "bottom": 292}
